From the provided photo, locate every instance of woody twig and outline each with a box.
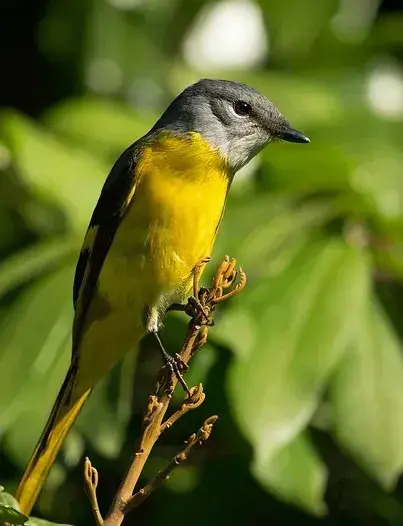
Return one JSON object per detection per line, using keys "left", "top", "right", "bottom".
{"left": 83, "top": 256, "right": 246, "bottom": 526}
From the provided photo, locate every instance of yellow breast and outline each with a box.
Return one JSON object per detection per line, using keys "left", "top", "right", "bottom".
{"left": 143, "top": 133, "right": 229, "bottom": 291}
{"left": 102, "top": 131, "right": 231, "bottom": 310}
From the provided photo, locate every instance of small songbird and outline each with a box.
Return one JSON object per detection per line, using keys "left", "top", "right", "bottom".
{"left": 16, "top": 79, "right": 309, "bottom": 513}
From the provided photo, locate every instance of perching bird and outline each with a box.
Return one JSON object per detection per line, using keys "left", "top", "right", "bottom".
{"left": 16, "top": 79, "right": 309, "bottom": 513}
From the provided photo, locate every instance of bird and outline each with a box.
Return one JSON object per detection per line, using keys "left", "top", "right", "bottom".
{"left": 16, "top": 78, "right": 309, "bottom": 514}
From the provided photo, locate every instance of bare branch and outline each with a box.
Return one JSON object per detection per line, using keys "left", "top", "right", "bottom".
{"left": 85, "top": 257, "right": 245, "bottom": 526}
{"left": 124, "top": 415, "right": 218, "bottom": 512}
{"left": 160, "top": 383, "right": 205, "bottom": 433}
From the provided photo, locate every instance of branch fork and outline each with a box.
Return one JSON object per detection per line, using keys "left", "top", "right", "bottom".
{"left": 84, "top": 256, "right": 246, "bottom": 525}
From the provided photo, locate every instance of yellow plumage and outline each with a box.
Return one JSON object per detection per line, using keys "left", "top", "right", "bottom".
{"left": 16, "top": 131, "right": 231, "bottom": 514}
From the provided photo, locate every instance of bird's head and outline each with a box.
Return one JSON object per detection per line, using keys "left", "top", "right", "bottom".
{"left": 152, "top": 78, "right": 310, "bottom": 172}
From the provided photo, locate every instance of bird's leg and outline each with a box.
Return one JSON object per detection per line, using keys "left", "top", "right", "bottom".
{"left": 186, "top": 295, "right": 213, "bottom": 325}
{"left": 193, "top": 257, "right": 211, "bottom": 299}
{"left": 167, "top": 258, "right": 213, "bottom": 325}
{"left": 152, "top": 331, "right": 190, "bottom": 396}
{"left": 168, "top": 296, "right": 212, "bottom": 326}
{"left": 188, "top": 257, "right": 213, "bottom": 324}
{"left": 167, "top": 303, "right": 187, "bottom": 312}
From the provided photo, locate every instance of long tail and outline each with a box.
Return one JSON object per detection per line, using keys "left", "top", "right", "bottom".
{"left": 16, "top": 365, "right": 91, "bottom": 515}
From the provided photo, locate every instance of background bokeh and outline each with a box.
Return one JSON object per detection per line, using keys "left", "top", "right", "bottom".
{"left": 1, "top": 0, "right": 403, "bottom": 524}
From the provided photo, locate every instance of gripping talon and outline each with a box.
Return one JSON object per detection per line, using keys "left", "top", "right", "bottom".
{"left": 185, "top": 297, "right": 211, "bottom": 325}
{"left": 152, "top": 332, "right": 191, "bottom": 396}
{"left": 164, "top": 355, "right": 191, "bottom": 397}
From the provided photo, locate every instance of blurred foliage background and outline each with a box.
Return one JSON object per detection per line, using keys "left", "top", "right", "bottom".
{"left": 1, "top": 0, "right": 403, "bottom": 524}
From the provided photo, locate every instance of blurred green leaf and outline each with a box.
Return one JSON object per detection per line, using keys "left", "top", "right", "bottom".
{"left": 331, "top": 302, "right": 403, "bottom": 488}
{"left": 0, "top": 488, "right": 27, "bottom": 525}
{"left": 216, "top": 196, "right": 337, "bottom": 281}
{"left": 225, "top": 240, "right": 370, "bottom": 512}
{"left": 0, "top": 111, "right": 107, "bottom": 232}
{"left": 0, "top": 237, "right": 78, "bottom": 299}
{"left": 0, "top": 505, "right": 28, "bottom": 525}
{"left": 252, "top": 433, "right": 327, "bottom": 516}
{"left": 351, "top": 149, "right": 403, "bottom": 223}
{"left": 165, "top": 465, "right": 200, "bottom": 494}
{"left": 372, "top": 13, "right": 403, "bottom": 47}
{"left": 76, "top": 350, "right": 137, "bottom": 459}
{"left": 372, "top": 237, "right": 403, "bottom": 281}
{"left": 0, "top": 488, "right": 21, "bottom": 510}
{"left": 43, "top": 97, "right": 155, "bottom": 160}
{"left": 3, "top": 333, "right": 70, "bottom": 468}
{"left": 0, "top": 267, "right": 72, "bottom": 461}
{"left": 261, "top": 141, "right": 353, "bottom": 194}
{"left": 257, "top": 0, "right": 338, "bottom": 63}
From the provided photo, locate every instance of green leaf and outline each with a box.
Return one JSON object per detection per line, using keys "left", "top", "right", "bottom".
{"left": 43, "top": 97, "right": 155, "bottom": 160}
{"left": 0, "top": 237, "right": 78, "bottom": 299}
{"left": 331, "top": 302, "right": 403, "bottom": 488}
{"left": 0, "top": 488, "right": 21, "bottom": 510}
{"left": 215, "top": 196, "right": 335, "bottom": 281}
{"left": 0, "top": 504, "right": 28, "bottom": 525}
{"left": 0, "top": 267, "right": 72, "bottom": 457}
{"left": 0, "top": 111, "right": 108, "bottom": 232}
{"left": 0, "top": 489, "right": 28, "bottom": 525}
{"left": 261, "top": 141, "right": 354, "bottom": 194}
{"left": 76, "top": 350, "right": 138, "bottom": 459}
{"left": 351, "top": 150, "right": 403, "bottom": 222}
{"left": 257, "top": 0, "right": 337, "bottom": 63}
{"left": 372, "top": 235, "right": 403, "bottom": 281}
{"left": 252, "top": 433, "right": 327, "bottom": 516}
{"left": 225, "top": 240, "right": 371, "bottom": 512}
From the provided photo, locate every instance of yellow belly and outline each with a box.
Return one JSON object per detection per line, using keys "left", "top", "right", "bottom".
{"left": 75, "top": 132, "right": 230, "bottom": 393}
{"left": 102, "top": 132, "right": 230, "bottom": 309}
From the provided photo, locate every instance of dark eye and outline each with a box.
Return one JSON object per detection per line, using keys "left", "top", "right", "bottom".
{"left": 234, "top": 100, "right": 252, "bottom": 116}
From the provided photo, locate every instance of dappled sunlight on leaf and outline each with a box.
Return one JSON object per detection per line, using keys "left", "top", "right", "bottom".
{"left": 225, "top": 241, "right": 371, "bottom": 509}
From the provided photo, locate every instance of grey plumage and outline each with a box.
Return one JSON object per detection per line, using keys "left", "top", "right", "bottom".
{"left": 151, "top": 78, "right": 309, "bottom": 171}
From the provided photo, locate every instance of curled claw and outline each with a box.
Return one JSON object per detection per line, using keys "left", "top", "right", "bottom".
{"left": 185, "top": 297, "right": 210, "bottom": 325}
{"left": 193, "top": 257, "right": 211, "bottom": 298}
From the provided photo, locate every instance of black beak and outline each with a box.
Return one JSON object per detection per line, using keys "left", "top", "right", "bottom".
{"left": 278, "top": 125, "right": 310, "bottom": 144}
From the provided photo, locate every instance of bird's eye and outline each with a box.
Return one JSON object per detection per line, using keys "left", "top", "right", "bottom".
{"left": 234, "top": 100, "right": 252, "bottom": 116}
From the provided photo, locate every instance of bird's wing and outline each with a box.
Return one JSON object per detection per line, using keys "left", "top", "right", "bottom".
{"left": 72, "top": 141, "right": 144, "bottom": 350}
